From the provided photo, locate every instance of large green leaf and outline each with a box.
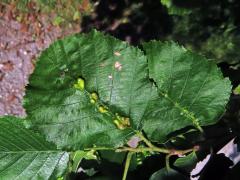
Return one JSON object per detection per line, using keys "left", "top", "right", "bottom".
{"left": 24, "top": 30, "right": 231, "bottom": 149}
{"left": 143, "top": 41, "right": 231, "bottom": 141}
{"left": 24, "top": 30, "right": 153, "bottom": 149}
{"left": 0, "top": 116, "right": 69, "bottom": 180}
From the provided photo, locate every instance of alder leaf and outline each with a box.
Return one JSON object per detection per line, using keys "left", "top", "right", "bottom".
{"left": 142, "top": 41, "right": 231, "bottom": 142}
{"left": 24, "top": 30, "right": 231, "bottom": 150}
{"left": 24, "top": 30, "right": 151, "bottom": 149}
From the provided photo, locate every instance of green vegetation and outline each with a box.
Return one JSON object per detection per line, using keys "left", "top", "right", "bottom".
{"left": 0, "top": 30, "right": 231, "bottom": 179}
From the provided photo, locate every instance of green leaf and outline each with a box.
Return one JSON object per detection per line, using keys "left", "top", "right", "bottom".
{"left": 143, "top": 41, "right": 231, "bottom": 142}
{"left": 150, "top": 168, "right": 187, "bottom": 180}
{"left": 0, "top": 116, "right": 69, "bottom": 180}
{"left": 233, "top": 84, "right": 240, "bottom": 95}
{"left": 174, "top": 152, "right": 198, "bottom": 172}
{"left": 24, "top": 30, "right": 152, "bottom": 149}
{"left": 70, "top": 150, "right": 97, "bottom": 173}
{"left": 24, "top": 30, "right": 231, "bottom": 150}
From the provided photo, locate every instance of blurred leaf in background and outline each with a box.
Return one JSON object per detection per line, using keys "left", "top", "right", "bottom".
{"left": 160, "top": 0, "right": 191, "bottom": 15}
{"left": 166, "top": 0, "right": 240, "bottom": 65}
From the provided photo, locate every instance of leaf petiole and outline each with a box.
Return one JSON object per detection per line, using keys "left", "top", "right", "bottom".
{"left": 122, "top": 152, "right": 134, "bottom": 180}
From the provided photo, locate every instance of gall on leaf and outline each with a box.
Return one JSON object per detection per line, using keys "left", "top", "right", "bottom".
{"left": 73, "top": 78, "right": 85, "bottom": 91}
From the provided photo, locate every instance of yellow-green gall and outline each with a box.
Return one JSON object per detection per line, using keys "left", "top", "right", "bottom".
{"left": 115, "top": 113, "right": 121, "bottom": 120}
{"left": 113, "top": 117, "right": 130, "bottom": 130}
{"left": 113, "top": 119, "right": 120, "bottom": 126}
{"left": 98, "top": 106, "right": 108, "bottom": 113}
{"left": 73, "top": 78, "right": 85, "bottom": 90}
{"left": 91, "top": 92, "right": 98, "bottom": 101}
{"left": 113, "top": 119, "right": 125, "bottom": 130}
{"left": 90, "top": 99, "right": 96, "bottom": 104}
{"left": 234, "top": 84, "right": 240, "bottom": 95}
{"left": 122, "top": 117, "right": 130, "bottom": 127}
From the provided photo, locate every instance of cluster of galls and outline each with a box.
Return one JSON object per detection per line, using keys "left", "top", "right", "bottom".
{"left": 73, "top": 78, "right": 130, "bottom": 130}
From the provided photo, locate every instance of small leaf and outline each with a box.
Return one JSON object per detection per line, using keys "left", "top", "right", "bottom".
{"left": 174, "top": 152, "right": 198, "bottom": 172}
{"left": 233, "top": 84, "right": 240, "bottom": 95}
{"left": 150, "top": 168, "right": 187, "bottom": 180}
{"left": 70, "top": 150, "right": 97, "bottom": 173}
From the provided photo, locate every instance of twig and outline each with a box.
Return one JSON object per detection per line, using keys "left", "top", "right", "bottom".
{"left": 116, "top": 146, "right": 197, "bottom": 155}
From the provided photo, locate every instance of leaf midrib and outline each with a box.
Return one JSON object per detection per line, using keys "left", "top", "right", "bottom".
{"left": 158, "top": 90, "right": 201, "bottom": 129}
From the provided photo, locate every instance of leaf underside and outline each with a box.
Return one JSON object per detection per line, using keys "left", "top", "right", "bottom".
{"left": 0, "top": 117, "right": 69, "bottom": 180}
{"left": 24, "top": 30, "right": 231, "bottom": 150}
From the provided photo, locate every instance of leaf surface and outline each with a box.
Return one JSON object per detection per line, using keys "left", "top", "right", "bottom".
{"left": 174, "top": 152, "right": 198, "bottom": 172}
{"left": 24, "top": 30, "right": 153, "bottom": 149}
{"left": 0, "top": 116, "right": 69, "bottom": 180}
{"left": 150, "top": 168, "right": 187, "bottom": 180}
{"left": 24, "top": 31, "right": 231, "bottom": 149}
{"left": 143, "top": 41, "right": 231, "bottom": 141}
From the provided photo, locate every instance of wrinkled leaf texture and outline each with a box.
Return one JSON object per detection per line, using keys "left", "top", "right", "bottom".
{"left": 24, "top": 30, "right": 231, "bottom": 150}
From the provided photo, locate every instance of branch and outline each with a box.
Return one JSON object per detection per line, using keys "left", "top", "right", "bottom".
{"left": 85, "top": 131, "right": 199, "bottom": 156}
{"left": 115, "top": 146, "right": 198, "bottom": 155}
